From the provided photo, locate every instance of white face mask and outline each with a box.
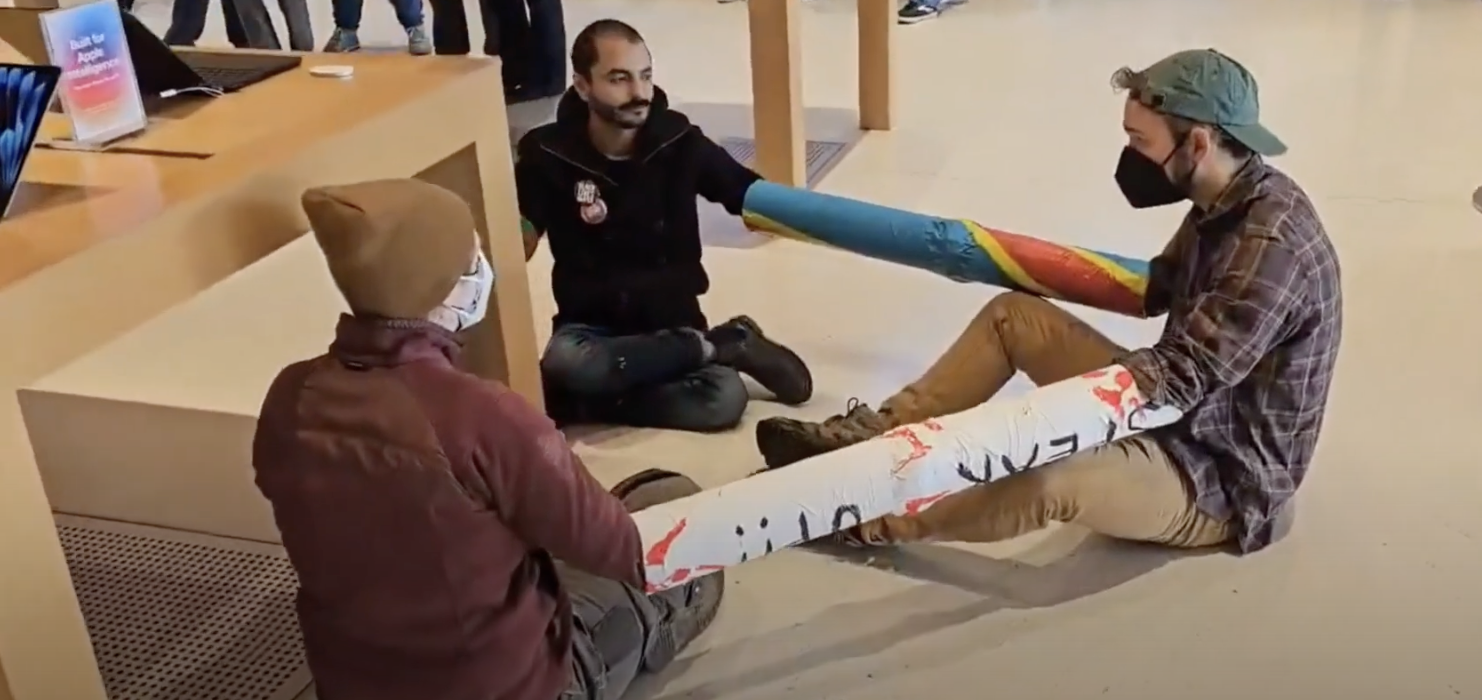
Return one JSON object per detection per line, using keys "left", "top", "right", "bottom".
{"left": 428, "top": 248, "right": 494, "bottom": 332}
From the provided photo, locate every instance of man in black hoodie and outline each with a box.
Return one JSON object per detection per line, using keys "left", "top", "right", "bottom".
{"left": 515, "top": 19, "right": 813, "bottom": 433}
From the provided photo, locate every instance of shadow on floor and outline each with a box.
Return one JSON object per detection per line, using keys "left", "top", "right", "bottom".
{"left": 631, "top": 533, "right": 1220, "bottom": 700}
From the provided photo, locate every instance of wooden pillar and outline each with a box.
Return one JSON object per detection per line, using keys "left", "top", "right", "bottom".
{"left": 0, "top": 7, "right": 55, "bottom": 65}
{"left": 856, "top": 0, "right": 895, "bottom": 131}
{"left": 747, "top": 0, "right": 805, "bottom": 186}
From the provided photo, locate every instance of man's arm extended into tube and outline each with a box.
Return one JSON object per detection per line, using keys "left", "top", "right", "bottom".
{"left": 1143, "top": 224, "right": 1192, "bottom": 318}
{"left": 1124, "top": 209, "right": 1305, "bottom": 410}
{"left": 476, "top": 387, "right": 646, "bottom": 587}
{"left": 514, "top": 136, "right": 548, "bottom": 261}
{"left": 692, "top": 127, "right": 763, "bottom": 216}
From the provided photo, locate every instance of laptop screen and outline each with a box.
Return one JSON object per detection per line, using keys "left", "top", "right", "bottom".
{"left": 0, "top": 64, "right": 62, "bottom": 220}
{"left": 118, "top": 10, "right": 204, "bottom": 98}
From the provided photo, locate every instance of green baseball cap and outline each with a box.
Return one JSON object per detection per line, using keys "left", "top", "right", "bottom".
{"left": 1112, "top": 48, "right": 1286, "bottom": 157}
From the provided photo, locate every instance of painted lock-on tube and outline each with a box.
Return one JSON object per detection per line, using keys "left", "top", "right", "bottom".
{"left": 630, "top": 366, "right": 1183, "bottom": 593}
{"left": 741, "top": 181, "right": 1153, "bottom": 318}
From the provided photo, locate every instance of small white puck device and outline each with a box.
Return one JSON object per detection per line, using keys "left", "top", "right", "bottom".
{"left": 310, "top": 65, "right": 355, "bottom": 79}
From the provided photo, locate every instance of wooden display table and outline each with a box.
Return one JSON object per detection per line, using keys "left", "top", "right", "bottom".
{"left": 0, "top": 53, "right": 538, "bottom": 700}
{"left": 748, "top": 0, "right": 895, "bottom": 186}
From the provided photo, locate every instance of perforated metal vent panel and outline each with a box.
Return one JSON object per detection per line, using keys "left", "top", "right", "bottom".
{"left": 56, "top": 516, "right": 311, "bottom": 700}
{"left": 717, "top": 137, "right": 850, "bottom": 187}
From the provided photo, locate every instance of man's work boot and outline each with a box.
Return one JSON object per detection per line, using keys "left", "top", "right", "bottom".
{"left": 754, "top": 399, "right": 898, "bottom": 470}
{"left": 608, "top": 468, "right": 725, "bottom": 673}
{"left": 708, "top": 316, "right": 813, "bottom": 406}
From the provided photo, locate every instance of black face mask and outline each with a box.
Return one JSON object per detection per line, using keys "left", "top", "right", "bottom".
{"left": 1115, "top": 144, "right": 1188, "bottom": 209}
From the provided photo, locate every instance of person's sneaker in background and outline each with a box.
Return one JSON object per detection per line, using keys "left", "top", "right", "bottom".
{"left": 321, "top": 28, "right": 358, "bottom": 51}
{"left": 406, "top": 25, "right": 432, "bottom": 55}
{"left": 707, "top": 316, "right": 813, "bottom": 406}
{"left": 323, "top": 27, "right": 360, "bottom": 52}
{"left": 897, "top": 1, "right": 940, "bottom": 23}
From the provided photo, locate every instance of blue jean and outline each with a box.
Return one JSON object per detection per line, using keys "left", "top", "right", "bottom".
{"left": 333, "top": 0, "right": 423, "bottom": 30}
{"left": 541, "top": 325, "right": 748, "bottom": 433}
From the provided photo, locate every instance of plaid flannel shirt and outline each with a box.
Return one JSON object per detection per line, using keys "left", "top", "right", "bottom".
{"left": 1124, "top": 157, "right": 1342, "bottom": 553}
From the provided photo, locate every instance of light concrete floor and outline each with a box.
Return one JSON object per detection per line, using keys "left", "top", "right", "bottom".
{"left": 148, "top": 0, "right": 1482, "bottom": 698}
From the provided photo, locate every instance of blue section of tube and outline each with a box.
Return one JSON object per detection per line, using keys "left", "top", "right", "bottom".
{"left": 742, "top": 181, "right": 1151, "bottom": 283}
{"left": 744, "top": 182, "right": 1013, "bottom": 285}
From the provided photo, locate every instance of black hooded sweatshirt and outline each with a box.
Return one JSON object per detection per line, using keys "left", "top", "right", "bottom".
{"left": 514, "top": 87, "right": 762, "bottom": 333}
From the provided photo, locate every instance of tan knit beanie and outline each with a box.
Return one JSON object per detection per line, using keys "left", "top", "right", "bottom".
{"left": 304, "top": 179, "right": 478, "bottom": 320}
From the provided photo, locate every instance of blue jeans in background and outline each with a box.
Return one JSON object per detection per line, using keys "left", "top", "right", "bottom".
{"left": 541, "top": 325, "right": 748, "bottom": 433}
{"left": 333, "top": 0, "right": 423, "bottom": 30}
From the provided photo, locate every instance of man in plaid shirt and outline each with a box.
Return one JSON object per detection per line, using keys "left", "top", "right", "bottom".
{"left": 754, "top": 49, "right": 1342, "bottom": 554}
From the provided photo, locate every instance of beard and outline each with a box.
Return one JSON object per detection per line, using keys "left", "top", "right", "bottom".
{"left": 1165, "top": 147, "right": 1198, "bottom": 194}
{"left": 591, "top": 97, "right": 652, "bottom": 130}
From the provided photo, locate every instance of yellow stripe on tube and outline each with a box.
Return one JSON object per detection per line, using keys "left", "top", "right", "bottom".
{"left": 963, "top": 220, "right": 1058, "bottom": 298}
{"left": 742, "top": 213, "right": 847, "bottom": 251}
{"left": 1076, "top": 249, "right": 1150, "bottom": 298}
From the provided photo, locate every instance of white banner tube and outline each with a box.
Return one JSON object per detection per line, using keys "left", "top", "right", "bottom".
{"left": 631, "top": 365, "right": 1185, "bottom": 592}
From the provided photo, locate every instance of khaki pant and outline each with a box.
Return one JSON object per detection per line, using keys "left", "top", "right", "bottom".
{"left": 855, "top": 292, "right": 1231, "bottom": 548}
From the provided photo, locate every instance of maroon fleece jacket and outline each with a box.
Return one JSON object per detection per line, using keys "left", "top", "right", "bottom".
{"left": 252, "top": 315, "right": 644, "bottom": 700}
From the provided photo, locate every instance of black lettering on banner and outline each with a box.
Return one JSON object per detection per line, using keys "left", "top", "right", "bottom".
{"left": 1127, "top": 405, "right": 1156, "bottom": 432}
{"left": 797, "top": 511, "right": 812, "bottom": 542}
{"left": 956, "top": 454, "right": 992, "bottom": 484}
{"left": 1103, "top": 418, "right": 1119, "bottom": 445}
{"left": 735, "top": 524, "right": 748, "bottom": 562}
{"left": 831, "top": 504, "right": 863, "bottom": 533}
{"left": 760, "top": 517, "right": 773, "bottom": 554}
{"left": 999, "top": 443, "right": 1040, "bottom": 474}
{"left": 1046, "top": 434, "right": 1079, "bottom": 462}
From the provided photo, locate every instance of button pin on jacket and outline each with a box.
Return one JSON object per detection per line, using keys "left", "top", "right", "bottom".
{"left": 576, "top": 179, "right": 608, "bottom": 224}
{"left": 575, "top": 180, "right": 598, "bottom": 204}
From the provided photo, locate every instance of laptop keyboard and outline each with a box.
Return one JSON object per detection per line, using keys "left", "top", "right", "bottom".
{"left": 168, "top": 51, "right": 304, "bottom": 94}
{"left": 185, "top": 65, "right": 261, "bottom": 92}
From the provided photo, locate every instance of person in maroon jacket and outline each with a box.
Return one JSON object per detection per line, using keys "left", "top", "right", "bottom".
{"left": 252, "top": 178, "right": 724, "bottom": 700}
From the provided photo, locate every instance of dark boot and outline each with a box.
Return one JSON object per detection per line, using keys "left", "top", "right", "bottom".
{"left": 610, "top": 468, "right": 703, "bottom": 511}
{"left": 543, "top": 379, "right": 596, "bottom": 428}
{"left": 754, "top": 399, "right": 899, "bottom": 470}
{"left": 608, "top": 469, "right": 725, "bottom": 673}
{"left": 707, "top": 316, "right": 812, "bottom": 406}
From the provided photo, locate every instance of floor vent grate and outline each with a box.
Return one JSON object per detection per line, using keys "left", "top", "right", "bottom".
{"left": 57, "top": 516, "right": 311, "bottom": 700}
{"left": 717, "top": 137, "right": 851, "bottom": 187}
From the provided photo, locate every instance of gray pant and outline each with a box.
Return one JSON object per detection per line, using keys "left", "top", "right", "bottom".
{"left": 271, "top": 0, "right": 314, "bottom": 51}
{"left": 164, "top": 0, "right": 313, "bottom": 51}
{"left": 559, "top": 564, "right": 656, "bottom": 700}
{"left": 559, "top": 469, "right": 723, "bottom": 699}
